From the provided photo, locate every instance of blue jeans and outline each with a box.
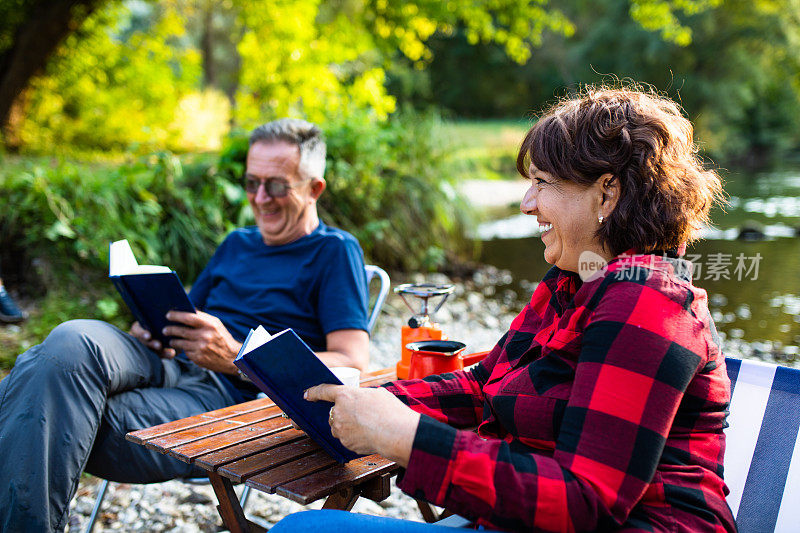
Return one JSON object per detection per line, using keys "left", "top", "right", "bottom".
{"left": 0, "top": 319, "right": 234, "bottom": 532}
{"left": 270, "top": 510, "right": 503, "bottom": 532}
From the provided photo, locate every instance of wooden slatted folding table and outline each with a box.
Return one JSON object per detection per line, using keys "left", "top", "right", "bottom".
{"left": 126, "top": 367, "right": 401, "bottom": 533}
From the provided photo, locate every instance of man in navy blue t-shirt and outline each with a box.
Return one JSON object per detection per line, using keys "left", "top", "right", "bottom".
{"left": 130, "top": 119, "right": 369, "bottom": 402}
{"left": 0, "top": 119, "right": 370, "bottom": 532}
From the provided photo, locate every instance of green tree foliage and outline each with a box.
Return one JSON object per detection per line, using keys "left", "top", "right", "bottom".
{"left": 627, "top": 0, "right": 720, "bottom": 46}
{"left": 413, "top": 0, "right": 800, "bottom": 163}
{"left": 215, "top": 0, "right": 580, "bottom": 129}
{"left": 233, "top": 0, "right": 397, "bottom": 126}
{"left": 18, "top": 3, "right": 207, "bottom": 152}
{"left": 10, "top": 0, "right": 582, "bottom": 150}
{"left": 6, "top": 0, "right": 724, "bottom": 153}
{"left": 359, "top": 0, "right": 575, "bottom": 65}
{"left": 0, "top": 0, "right": 102, "bottom": 146}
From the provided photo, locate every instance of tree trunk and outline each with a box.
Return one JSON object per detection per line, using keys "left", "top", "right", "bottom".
{"left": 0, "top": 0, "right": 101, "bottom": 148}
{"left": 201, "top": 0, "right": 216, "bottom": 88}
{"left": 3, "top": 86, "right": 32, "bottom": 149}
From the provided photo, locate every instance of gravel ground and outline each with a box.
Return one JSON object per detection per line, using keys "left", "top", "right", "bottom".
{"left": 66, "top": 267, "right": 521, "bottom": 532}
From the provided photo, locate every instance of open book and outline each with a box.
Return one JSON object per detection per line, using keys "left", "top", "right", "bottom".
{"left": 109, "top": 239, "right": 195, "bottom": 344}
{"left": 234, "top": 326, "right": 363, "bottom": 463}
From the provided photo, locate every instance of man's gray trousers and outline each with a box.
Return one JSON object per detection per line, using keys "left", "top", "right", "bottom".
{"left": 0, "top": 319, "right": 234, "bottom": 532}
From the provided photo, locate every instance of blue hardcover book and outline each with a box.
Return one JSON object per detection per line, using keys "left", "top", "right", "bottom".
{"left": 234, "top": 326, "right": 363, "bottom": 463}
{"left": 109, "top": 239, "right": 195, "bottom": 345}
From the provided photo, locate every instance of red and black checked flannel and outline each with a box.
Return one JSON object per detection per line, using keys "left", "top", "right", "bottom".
{"left": 385, "top": 254, "right": 736, "bottom": 532}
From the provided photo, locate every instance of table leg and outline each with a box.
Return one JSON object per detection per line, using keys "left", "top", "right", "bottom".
{"left": 322, "top": 487, "right": 360, "bottom": 511}
{"left": 416, "top": 499, "right": 442, "bottom": 523}
{"left": 208, "top": 472, "right": 260, "bottom": 533}
{"left": 360, "top": 473, "right": 392, "bottom": 502}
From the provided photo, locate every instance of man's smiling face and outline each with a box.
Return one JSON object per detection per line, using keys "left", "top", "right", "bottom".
{"left": 245, "top": 140, "right": 323, "bottom": 246}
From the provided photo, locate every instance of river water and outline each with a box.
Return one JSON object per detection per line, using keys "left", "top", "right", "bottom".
{"left": 473, "top": 166, "right": 800, "bottom": 353}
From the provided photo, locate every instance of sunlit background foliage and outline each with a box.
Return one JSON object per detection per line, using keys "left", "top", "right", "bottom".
{"left": 3, "top": 0, "right": 733, "bottom": 155}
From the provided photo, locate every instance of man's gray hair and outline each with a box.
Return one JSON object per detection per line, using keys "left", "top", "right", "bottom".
{"left": 249, "top": 118, "right": 326, "bottom": 180}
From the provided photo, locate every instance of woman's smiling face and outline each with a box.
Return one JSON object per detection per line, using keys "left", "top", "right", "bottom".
{"left": 520, "top": 164, "right": 611, "bottom": 273}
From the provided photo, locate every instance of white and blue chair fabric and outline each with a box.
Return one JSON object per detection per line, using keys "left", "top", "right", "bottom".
{"left": 724, "top": 357, "right": 800, "bottom": 533}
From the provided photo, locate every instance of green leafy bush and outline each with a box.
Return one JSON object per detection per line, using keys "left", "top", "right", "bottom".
{"left": 0, "top": 153, "right": 242, "bottom": 283}
{"left": 323, "top": 110, "right": 476, "bottom": 271}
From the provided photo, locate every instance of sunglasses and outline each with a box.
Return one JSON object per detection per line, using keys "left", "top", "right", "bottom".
{"left": 243, "top": 176, "right": 310, "bottom": 197}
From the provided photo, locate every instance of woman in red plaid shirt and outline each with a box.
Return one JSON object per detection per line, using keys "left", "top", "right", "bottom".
{"left": 282, "top": 87, "right": 737, "bottom": 532}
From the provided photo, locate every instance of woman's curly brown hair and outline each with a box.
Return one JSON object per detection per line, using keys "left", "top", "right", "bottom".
{"left": 516, "top": 86, "right": 723, "bottom": 256}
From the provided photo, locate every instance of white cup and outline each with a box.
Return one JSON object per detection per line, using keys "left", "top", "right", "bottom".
{"left": 330, "top": 366, "right": 361, "bottom": 387}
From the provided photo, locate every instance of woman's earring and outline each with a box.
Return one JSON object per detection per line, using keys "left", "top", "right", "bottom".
{"left": 598, "top": 215, "right": 604, "bottom": 224}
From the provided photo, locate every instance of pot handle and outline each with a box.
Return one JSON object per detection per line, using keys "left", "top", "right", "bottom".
{"left": 461, "top": 350, "right": 490, "bottom": 367}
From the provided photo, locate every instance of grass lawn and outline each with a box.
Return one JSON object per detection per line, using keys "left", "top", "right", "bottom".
{"left": 438, "top": 119, "right": 531, "bottom": 181}
{"left": 439, "top": 119, "right": 531, "bottom": 149}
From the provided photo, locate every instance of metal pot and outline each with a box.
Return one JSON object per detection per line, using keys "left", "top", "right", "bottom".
{"left": 406, "top": 340, "right": 485, "bottom": 379}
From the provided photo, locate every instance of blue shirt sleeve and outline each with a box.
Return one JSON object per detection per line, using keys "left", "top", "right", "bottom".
{"left": 314, "top": 236, "right": 369, "bottom": 335}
